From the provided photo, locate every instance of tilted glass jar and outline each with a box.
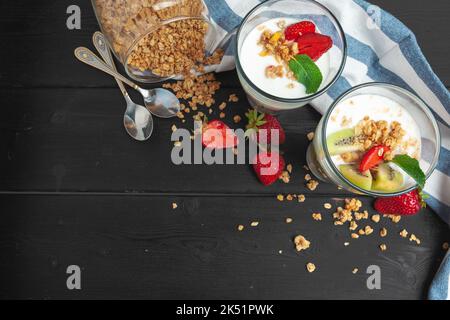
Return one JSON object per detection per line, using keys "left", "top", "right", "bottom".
{"left": 91, "top": 0, "right": 216, "bottom": 83}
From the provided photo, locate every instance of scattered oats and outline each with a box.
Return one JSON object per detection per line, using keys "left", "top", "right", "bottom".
{"left": 219, "top": 112, "right": 226, "bottom": 119}
{"left": 324, "top": 203, "right": 332, "bottom": 209}
{"left": 307, "top": 132, "right": 315, "bottom": 141}
{"left": 171, "top": 124, "right": 177, "bottom": 132}
{"left": 304, "top": 174, "right": 312, "bottom": 181}
{"left": 208, "top": 109, "right": 213, "bottom": 114}
{"left": 344, "top": 242, "right": 350, "bottom": 246}
{"left": 442, "top": 242, "right": 449, "bottom": 250}
{"left": 286, "top": 164, "right": 293, "bottom": 173}
{"left": 351, "top": 233, "right": 359, "bottom": 239}
{"left": 380, "top": 228, "right": 388, "bottom": 237}
{"left": 285, "top": 217, "right": 293, "bottom": 224}
{"left": 298, "top": 194, "right": 306, "bottom": 202}
{"left": 349, "top": 220, "right": 358, "bottom": 231}
{"left": 306, "top": 262, "right": 316, "bottom": 273}
{"left": 364, "top": 225, "right": 374, "bottom": 235}
{"left": 371, "top": 214, "right": 381, "bottom": 223}
{"left": 233, "top": 115, "right": 242, "bottom": 123}
{"left": 409, "top": 234, "right": 421, "bottom": 245}
{"left": 277, "top": 194, "right": 284, "bottom": 201}
{"left": 388, "top": 214, "right": 401, "bottom": 223}
{"left": 312, "top": 213, "right": 322, "bottom": 221}
{"left": 279, "top": 171, "right": 290, "bottom": 183}
{"left": 172, "top": 203, "right": 178, "bottom": 209}
{"left": 379, "top": 244, "right": 387, "bottom": 251}
{"left": 177, "top": 111, "right": 185, "bottom": 119}
{"left": 399, "top": 229, "right": 408, "bottom": 238}
{"left": 306, "top": 179, "right": 319, "bottom": 191}
{"left": 358, "top": 229, "right": 366, "bottom": 236}
{"left": 250, "top": 221, "right": 259, "bottom": 227}
{"left": 219, "top": 102, "right": 227, "bottom": 110}
{"left": 286, "top": 194, "right": 294, "bottom": 201}
{"left": 237, "top": 225, "right": 244, "bottom": 231}
{"left": 294, "top": 235, "right": 311, "bottom": 252}
{"left": 229, "top": 94, "right": 239, "bottom": 102}
{"left": 352, "top": 268, "right": 359, "bottom": 274}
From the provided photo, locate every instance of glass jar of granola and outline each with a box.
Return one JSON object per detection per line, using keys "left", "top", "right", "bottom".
{"left": 92, "top": 0, "right": 217, "bottom": 83}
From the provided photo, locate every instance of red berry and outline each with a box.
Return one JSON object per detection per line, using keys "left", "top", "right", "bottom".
{"left": 359, "top": 145, "right": 390, "bottom": 172}
{"left": 284, "top": 21, "right": 316, "bottom": 41}
{"left": 374, "top": 190, "right": 425, "bottom": 216}
{"left": 296, "top": 33, "right": 333, "bottom": 61}
{"left": 253, "top": 152, "right": 286, "bottom": 186}
{"left": 245, "top": 110, "right": 286, "bottom": 145}
{"left": 202, "top": 120, "right": 238, "bottom": 149}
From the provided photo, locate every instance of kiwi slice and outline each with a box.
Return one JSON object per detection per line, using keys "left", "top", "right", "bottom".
{"left": 339, "top": 164, "right": 373, "bottom": 190}
{"left": 371, "top": 163, "right": 404, "bottom": 192}
{"left": 326, "top": 129, "right": 361, "bottom": 156}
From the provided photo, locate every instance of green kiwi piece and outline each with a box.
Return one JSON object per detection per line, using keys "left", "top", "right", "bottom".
{"left": 371, "top": 163, "right": 404, "bottom": 192}
{"left": 339, "top": 164, "right": 373, "bottom": 190}
{"left": 326, "top": 129, "right": 361, "bottom": 156}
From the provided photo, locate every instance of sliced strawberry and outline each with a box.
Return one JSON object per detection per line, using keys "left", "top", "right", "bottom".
{"left": 202, "top": 120, "right": 238, "bottom": 149}
{"left": 296, "top": 33, "right": 333, "bottom": 61}
{"left": 359, "top": 145, "right": 390, "bottom": 172}
{"left": 284, "top": 21, "right": 316, "bottom": 41}
{"left": 374, "top": 189, "right": 426, "bottom": 216}
{"left": 245, "top": 109, "right": 286, "bottom": 146}
{"left": 252, "top": 152, "right": 286, "bottom": 186}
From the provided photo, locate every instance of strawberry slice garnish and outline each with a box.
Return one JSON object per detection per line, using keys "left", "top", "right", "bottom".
{"left": 296, "top": 33, "right": 333, "bottom": 61}
{"left": 284, "top": 21, "right": 316, "bottom": 41}
{"left": 374, "top": 189, "right": 426, "bottom": 216}
{"left": 359, "top": 145, "right": 390, "bottom": 172}
{"left": 253, "top": 151, "right": 286, "bottom": 186}
{"left": 202, "top": 120, "right": 238, "bottom": 149}
{"left": 245, "top": 109, "right": 286, "bottom": 146}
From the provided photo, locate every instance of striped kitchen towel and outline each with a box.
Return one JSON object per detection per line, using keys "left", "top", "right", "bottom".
{"left": 203, "top": 0, "right": 450, "bottom": 299}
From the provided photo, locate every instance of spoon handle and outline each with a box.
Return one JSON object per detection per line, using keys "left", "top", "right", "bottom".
{"left": 92, "top": 32, "right": 129, "bottom": 98}
{"left": 74, "top": 47, "right": 138, "bottom": 90}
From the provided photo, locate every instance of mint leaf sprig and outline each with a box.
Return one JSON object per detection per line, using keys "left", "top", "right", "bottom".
{"left": 390, "top": 154, "right": 426, "bottom": 189}
{"left": 288, "top": 54, "right": 323, "bottom": 94}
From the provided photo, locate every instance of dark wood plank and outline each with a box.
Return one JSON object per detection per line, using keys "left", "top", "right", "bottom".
{"left": 0, "top": 194, "right": 447, "bottom": 299}
{"left": 0, "top": 86, "right": 332, "bottom": 195}
{"left": 0, "top": 0, "right": 449, "bottom": 88}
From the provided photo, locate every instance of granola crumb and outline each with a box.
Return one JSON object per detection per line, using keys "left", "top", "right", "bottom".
{"left": 285, "top": 217, "right": 293, "bottom": 224}
{"left": 279, "top": 171, "right": 291, "bottom": 183}
{"left": 399, "top": 229, "right": 408, "bottom": 238}
{"left": 277, "top": 194, "right": 284, "bottom": 201}
{"left": 250, "top": 221, "right": 259, "bottom": 227}
{"left": 380, "top": 228, "right": 388, "bottom": 237}
{"left": 312, "top": 213, "right": 322, "bottom": 221}
{"left": 304, "top": 174, "right": 312, "bottom": 181}
{"left": 219, "top": 102, "right": 227, "bottom": 111}
{"left": 371, "top": 214, "right": 381, "bottom": 223}
{"left": 229, "top": 94, "right": 239, "bottom": 102}
{"left": 306, "top": 263, "right": 316, "bottom": 273}
{"left": 379, "top": 244, "right": 387, "bottom": 251}
{"left": 286, "top": 164, "right": 293, "bottom": 173}
{"left": 237, "top": 225, "right": 244, "bottom": 231}
{"left": 349, "top": 221, "right": 358, "bottom": 231}
{"left": 219, "top": 112, "right": 226, "bottom": 119}
{"left": 364, "top": 225, "right": 374, "bottom": 235}
{"left": 286, "top": 194, "right": 294, "bottom": 201}
{"left": 388, "top": 214, "right": 401, "bottom": 223}
{"left": 352, "top": 268, "right": 359, "bottom": 274}
{"left": 298, "top": 194, "right": 306, "bottom": 202}
{"left": 172, "top": 202, "right": 178, "bottom": 209}
{"left": 324, "top": 203, "right": 332, "bottom": 209}
{"left": 233, "top": 115, "right": 242, "bottom": 123}
{"left": 443, "top": 242, "right": 449, "bottom": 250}
{"left": 294, "top": 235, "right": 311, "bottom": 252}
{"left": 344, "top": 242, "right": 350, "bottom": 246}
{"left": 306, "top": 179, "right": 319, "bottom": 191}
{"left": 409, "top": 234, "right": 421, "bottom": 245}
{"left": 307, "top": 132, "right": 315, "bottom": 141}
{"left": 351, "top": 233, "right": 359, "bottom": 239}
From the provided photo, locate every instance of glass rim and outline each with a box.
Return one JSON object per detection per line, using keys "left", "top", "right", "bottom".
{"left": 234, "top": 0, "right": 348, "bottom": 103}
{"left": 321, "top": 82, "right": 441, "bottom": 197}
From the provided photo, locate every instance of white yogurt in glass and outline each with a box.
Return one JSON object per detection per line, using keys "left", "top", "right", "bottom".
{"left": 326, "top": 94, "right": 422, "bottom": 188}
{"left": 239, "top": 18, "right": 331, "bottom": 99}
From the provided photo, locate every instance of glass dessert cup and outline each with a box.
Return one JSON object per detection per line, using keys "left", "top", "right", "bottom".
{"left": 235, "top": 0, "right": 347, "bottom": 114}
{"left": 307, "top": 82, "right": 441, "bottom": 196}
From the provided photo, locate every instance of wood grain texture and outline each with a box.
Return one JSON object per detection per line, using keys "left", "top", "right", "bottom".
{"left": 0, "top": 0, "right": 449, "bottom": 300}
{"left": 0, "top": 195, "right": 447, "bottom": 299}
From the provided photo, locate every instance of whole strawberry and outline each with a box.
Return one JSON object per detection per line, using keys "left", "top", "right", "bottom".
{"left": 374, "top": 189, "right": 426, "bottom": 216}
{"left": 245, "top": 109, "right": 286, "bottom": 146}
{"left": 253, "top": 152, "right": 286, "bottom": 186}
{"left": 284, "top": 21, "right": 316, "bottom": 41}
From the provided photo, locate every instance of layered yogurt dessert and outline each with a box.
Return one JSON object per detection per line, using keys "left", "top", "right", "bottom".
{"left": 239, "top": 18, "right": 333, "bottom": 99}
{"left": 325, "top": 94, "right": 422, "bottom": 193}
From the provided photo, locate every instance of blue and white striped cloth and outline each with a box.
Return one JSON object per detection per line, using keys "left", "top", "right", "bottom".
{"left": 203, "top": 0, "right": 450, "bottom": 300}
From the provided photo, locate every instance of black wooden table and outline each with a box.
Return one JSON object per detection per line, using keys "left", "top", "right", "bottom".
{"left": 0, "top": 0, "right": 448, "bottom": 300}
